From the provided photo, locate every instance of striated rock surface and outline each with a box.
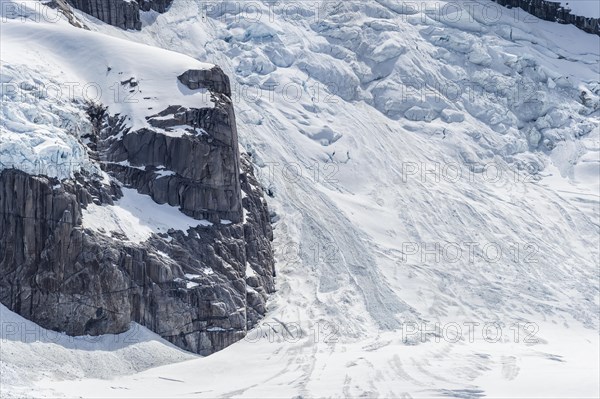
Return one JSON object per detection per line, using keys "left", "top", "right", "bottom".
{"left": 97, "top": 92, "right": 243, "bottom": 222}
{"left": 138, "top": 0, "right": 171, "bottom": 13}
{"left": 178, "top": 67, "right": 232, "bottom": 97}
{"left": 45, "top": 0, "right": 90, "bottom": 29}
{"left": 0, "top": 68, "right": 275, "bottom": 355}
{"left": 492, "top": 0, "right": 599, "bottom": 35}
{"left": 67, "top": 0, "right": 142, "bottom": 30}
{"left": 66, "top": 0, "right": 174, "bottom": 30}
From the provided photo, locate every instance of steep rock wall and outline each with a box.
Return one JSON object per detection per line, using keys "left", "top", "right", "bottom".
{"left": 0, "top": 67, "right": 275, "bottom": 356}
{"left": 66, "top": 0, "right": 173, "bottom": 30}
{"left": 492, "top": 0, "right": 599, "bottom": 35}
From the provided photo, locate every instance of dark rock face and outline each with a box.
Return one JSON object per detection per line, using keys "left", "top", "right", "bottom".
{"left": 67, "top": 0, "right": 142, "bottom": 30}
{"left": 179, "top": 67, "right": 232, "bottom": 97}
{"left": 100, "top": 110, "right": 243, "bottom": 223}
{"left": 240, "top": 154, "right": 276, "bottom": 323}
{"left": 66, "top": 0, "right": 173, "bottom": 30}
{"left": 138, "top": 0, "right": 171, "bottom": 13}
{"left": 96, "top": 66, "right": 242, "bottom": 224}
{"left": 492, "top": 0, "right": 599, "bottom": 36}
{"left": 0, "top": 68, "right": 275, "bottom": 356}
{"left": 45, "top": 0, "right": 89, "bottom": 29}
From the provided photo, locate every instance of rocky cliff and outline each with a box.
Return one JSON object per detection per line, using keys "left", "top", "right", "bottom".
{"left": 0, "top": 67, "right": 275, "bottom": 356}
{"left": 97, "top": 68, "right": 242, "bottom": 224}
{"left": 492, "top": 0, "right": 599, "bottom": 35}
{"left": 66, "top": 0, "right": 142, "bottom": 30}
{"left": 65, "top": 0, "right": 173, "bottom": 30}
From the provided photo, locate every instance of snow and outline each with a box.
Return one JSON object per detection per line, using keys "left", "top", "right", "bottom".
{"left": 153, "top": 167, "right": 176, "bottom": 178}
{"left": 0, "top": 13, "right": 214, "bottom": 132}
{"left": 0, "top": 0, "right": 214, "bottom": 179}
{"left": 181, "top": 271, "right": 213, "bottom": 288}
{"left": 13, "top": 315, "right": 598, "bottom": 398}
{"left": 559, "top": 0, "right": 600, "bottom": 18}
{"left": 0, "top": 304, "right": 196, "bottom": 398}
{"left": 111, "top": 160, "right": 145, "bottom": 171}
{"left": 0, "top": 64, "right": 99, "bottom": 180}
{"left": 153, "top": 125, "right": 208, "bottom": 138}
{"left": 245, "top": 263, "right": 256, "bottom": 278}
{"left": 82, "top": 188, "right": 212, "bottom": 243}
{"left": 1, "top": 0, "right": 599, "bottom": 397}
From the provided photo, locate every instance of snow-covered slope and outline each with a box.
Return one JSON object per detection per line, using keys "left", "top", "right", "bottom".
{"left": 559, "top": 0, "right": 600, "bottom": 18}
{"left": 0, "top": 304, "right": 196, "bottom": 399}
{"left": 1, "top": 0, "right": 599, "bottom": 397}
{"left": 1, "top": 0, "right": 213, "bottom": 179}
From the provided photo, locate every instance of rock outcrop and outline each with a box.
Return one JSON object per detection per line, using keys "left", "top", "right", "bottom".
{"left": 97, "top": 74, "right": 243, "bottom": 223}
{"left": 67, "top": 0, "right": 143, "bottom": 30}
{"left": 0, "top": 67, "right": 275, "bottom": 356}
{"left": 66, "top": 0, "right": 173, "bottom": 30}
{"left": 138, "top": 0, "right": 171, "bottom": 13}
{"left": 178, "top": 68, "right": 233, "bottom": 97}
{"left": 45, "top": 0, "right": 90, "bottom": 29}
{"left": 492, "top": 0, "right": 599, "bottom": 36}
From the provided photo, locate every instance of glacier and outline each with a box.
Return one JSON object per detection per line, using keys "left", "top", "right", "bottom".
{"left": 1, "top": 0, "right": 599, "bottom": 397}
